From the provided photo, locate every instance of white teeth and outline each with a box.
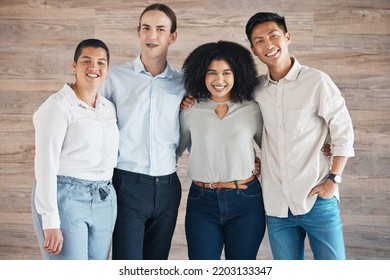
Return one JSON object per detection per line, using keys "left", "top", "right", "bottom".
{"left": 266, "top": 50, "right": 278, "bottom": 57}
{"left": 86, "top": 74, "right": 99, "bottom": 78}
{"left": 213, "top": 85, "right": 225, "bottom": 92}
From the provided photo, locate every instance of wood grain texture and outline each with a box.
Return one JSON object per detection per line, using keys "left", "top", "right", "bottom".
{"left": 0, "top": 0, "right": 389, "bottom": 260}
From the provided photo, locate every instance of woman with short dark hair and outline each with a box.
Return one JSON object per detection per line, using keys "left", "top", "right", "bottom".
{"left": 32, "top": 39, "right": 119, "bottom": 260}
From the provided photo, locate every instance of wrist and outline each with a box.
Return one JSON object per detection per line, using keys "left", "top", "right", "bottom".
{"left": 327, "top": 173, "right": 342, "bottom": 184}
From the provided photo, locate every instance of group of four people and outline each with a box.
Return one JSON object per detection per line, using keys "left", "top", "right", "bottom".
{"left": 31, "top": 3, "right": 354, "bottom": 260}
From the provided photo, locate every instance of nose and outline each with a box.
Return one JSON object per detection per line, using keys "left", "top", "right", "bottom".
{"left": 88, "top": 61, "right": 99, "bottom": 70}
{"left": 149, "top": 29, "right": 157, "bottom": 39}
{"left": 215, "top": 73, "right": 224, "bottom": 81}
{"left": 265, "top": 38, "right": 274, "bottom": 49}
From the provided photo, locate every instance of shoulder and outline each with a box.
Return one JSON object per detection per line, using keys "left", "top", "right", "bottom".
{"left": 168, "top": 65, "right": 184, "bottom": 85}
{"left": 33, "top": 85, "right": 71, "bottom": 120}
{"left": 99, "top": 95, "right": 116, "bottom": 110}
{"left": 164, "top": 65, "right": 185, "bottom": 97}
{"left": 170, "top": 66, "right": 183, "bottom": 79}
{"left": 235, "top": 100, "right": 261, "bottom": 118}
{"left": 109, "top": 61, "right": 134, "bottom": 75}
{"left": 258, "top": 74, "right": 268, "bottom": 84}
{"left": 39, "top": 85, "right": 73, "bottom": 110}
{"left": 180, "top": 100, "right": 207, "bottom": 116}
{"left": 244, "top": 99, "right": 260, "bottom": 108}
{"left": 236, "top": 100, "right": 260, "bottom": 111}
{"left": 166, "top": 62, "right": 183, "bottom": 80}
{"left": 299, "top": 64, "right": 333, "bottom": 82}
{"left": 99, "top": 96, "right": 117, "bottom": 115}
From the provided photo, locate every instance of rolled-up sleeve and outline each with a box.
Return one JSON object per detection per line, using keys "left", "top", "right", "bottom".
{"left": 319, "top": 75, "right": 355, "bottom": 157}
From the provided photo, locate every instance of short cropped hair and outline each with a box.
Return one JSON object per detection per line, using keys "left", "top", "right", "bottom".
{"left": 245, "top": 12, "right": 288, "bottom": 45}
{"left": 138, "top": 3, "right": 177, "bottom": 33}
{"left": 73, "top": 39, "right": 110, "bottom": 64}
{"left": 182, "top": 40, "right": 259, "bottom": 103}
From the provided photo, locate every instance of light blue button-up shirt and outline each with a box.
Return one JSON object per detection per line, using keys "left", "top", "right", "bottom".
{"left": 100, "top": 55, "right": 186, "bottom": 176}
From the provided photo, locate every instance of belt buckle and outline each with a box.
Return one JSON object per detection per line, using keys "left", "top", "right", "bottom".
{"left": 209, "top": 182, "right": 215, "bottom": 189}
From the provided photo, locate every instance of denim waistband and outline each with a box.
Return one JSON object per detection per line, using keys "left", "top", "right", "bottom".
{"left": 57, "top": 176, "right": 112, "bottom": 201}
{"left": 57, "top": 175, "right": 111, "bottom": 187}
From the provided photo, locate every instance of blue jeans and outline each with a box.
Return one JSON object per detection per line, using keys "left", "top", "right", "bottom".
{"left": 31, "top": 176, "right": 117, "bottom": 260}
{"left": 185, "top": 178, "right": 266, "bottom": 260}
{"left": 267, "top": 196, "right": 346, "bottom": 260}
{"left": 112, "top": 169, "right": 182, "bottom": 260}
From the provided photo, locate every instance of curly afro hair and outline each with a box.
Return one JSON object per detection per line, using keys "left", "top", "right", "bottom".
{"left": 182, "top": 40, "right": 259, "bottom": 103}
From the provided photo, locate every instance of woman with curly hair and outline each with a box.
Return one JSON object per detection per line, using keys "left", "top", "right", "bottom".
{"left": 176, "top": 40, "right": 265, "bottom": 260}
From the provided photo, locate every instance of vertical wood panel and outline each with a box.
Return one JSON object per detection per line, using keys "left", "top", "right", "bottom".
{"left": 0, "top": 0, "right": 389, "bottom": 260}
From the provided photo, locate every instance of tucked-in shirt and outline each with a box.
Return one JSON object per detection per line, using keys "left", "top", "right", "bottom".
{"left": 33, "top": 84, "right": 119, "bottom": 229}
{"left": 176, "top": 99, "right": 263, "bottom": 183}
{"left": 100, "top": 56, "right": 186, "bottom": 176}
{"left": 255, "top": 58, "right": 355, "bottom": 218}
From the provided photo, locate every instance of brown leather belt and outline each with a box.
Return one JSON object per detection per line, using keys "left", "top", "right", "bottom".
{"left": 193, "top": 175, "right": 256, "bottom": 190}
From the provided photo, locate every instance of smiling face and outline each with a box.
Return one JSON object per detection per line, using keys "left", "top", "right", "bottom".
{"left": 205, "top": 59, "right": 234, "bottom": 102}
{"left": 250, "top": 21, "right": 291, "bottom": 71}
{"left": 138, "top": 10, "right": 177, "bottom": 61}
{"left": 72, "top": 46, "right": 108, "bottom": 90}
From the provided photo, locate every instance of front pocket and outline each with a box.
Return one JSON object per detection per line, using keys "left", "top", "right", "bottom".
{"left": 238, "top": 180, "right": 262, "bottom": 198}
{"left": 187, "top": 185, "right": 203, "bottom": 201}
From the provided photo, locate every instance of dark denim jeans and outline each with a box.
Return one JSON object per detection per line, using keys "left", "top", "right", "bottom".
{"left": 112, "top": 168, "right": 181, "bottom": 260}
{"left": 185, "top": 178, "right": 266, "bottom": 260}
{"left": 267, "top": 196, "right": 346, "bottom": 260}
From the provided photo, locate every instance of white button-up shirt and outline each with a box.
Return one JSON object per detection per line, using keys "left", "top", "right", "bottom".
{"left": 33, "top": 84, "right": 119, "bottom": 229}
{"left": 255, "top": 58, "right": 355, "bottom": 218}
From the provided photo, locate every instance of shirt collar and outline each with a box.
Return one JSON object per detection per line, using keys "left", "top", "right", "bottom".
{"left": 264, "top": 57, "right": 301, "bottom": 86}
{"left": 62, "top": 83, "right": 105, "bottom": 109}
{"left": 134, "top": 55, "right": 173, "bottom": 80}
{"left": 63, "top": 84, "right": 81, "bottom": 106}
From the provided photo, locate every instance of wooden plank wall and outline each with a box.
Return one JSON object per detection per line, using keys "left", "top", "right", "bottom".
{"left": 0, "top": 0, "right": 389, "bottom": 260}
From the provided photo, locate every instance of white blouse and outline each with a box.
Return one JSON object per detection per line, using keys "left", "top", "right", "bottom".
{"left": 33, "top": 84, "right": 119, "bottom": 229}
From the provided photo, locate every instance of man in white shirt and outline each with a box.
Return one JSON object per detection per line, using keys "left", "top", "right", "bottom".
{"left": 245, "top": 12, "right": 355, "bottom": 259}
{"left": 100, "top": 4, "right": 185, "bottom": 260}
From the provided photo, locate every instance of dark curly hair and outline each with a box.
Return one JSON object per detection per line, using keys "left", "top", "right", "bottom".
{"left": 182, "top": 40, "right": 259, "bottom": 103}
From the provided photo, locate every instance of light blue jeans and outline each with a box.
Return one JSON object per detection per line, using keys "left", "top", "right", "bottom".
{"left": 31, "top": 176, "right": 117, "bottom": 260}
{"left": 267, "top": 197, "right": 346, "bottom": 260}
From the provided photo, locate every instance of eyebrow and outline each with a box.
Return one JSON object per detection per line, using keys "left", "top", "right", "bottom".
{"left": 80, "top": 55, "right": 107, "bottom": 61}
{"left": 141, "top": 23, "right": 167, "bottom": 29}
{"left": 206, "top": 68, "right": 233, "bottom": 72}
{"left": 254, "top": 29, "right": 280, "bottom": 38}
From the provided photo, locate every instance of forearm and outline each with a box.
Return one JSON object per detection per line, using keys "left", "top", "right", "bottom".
{"left": 330, "top": 156, "right": 348, "bottom": 175}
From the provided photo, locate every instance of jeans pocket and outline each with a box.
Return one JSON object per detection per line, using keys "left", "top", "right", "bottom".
{"left": 98, "top": 183, "right": 112, "bottom": 201}
{"left": 187, "top": 185, "right": 203, "bottom": 201}
{"left": 239, "top": 180, "right": 262, "bottom": 198}
{"left": 312, "top": 196, "right": 340, "bottom": 217}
